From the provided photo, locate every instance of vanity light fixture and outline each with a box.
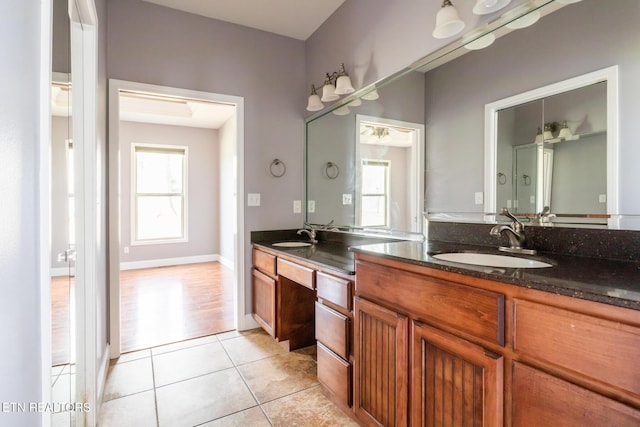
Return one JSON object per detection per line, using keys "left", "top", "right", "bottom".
{"left": 556, "top": 0, "right": 582, "bottom": 4}
{"left": 432, "top": 0, "right": 465, "bottom": 39}
{"left": 558, "top": 120, "right": 573, "bottom": 139}
{"left": 534, "top": 127, "right": 543, "bottom": 144}
{"left": 473, "top": 0, "right": 511, "bottom": 15}
{"left": 306, "top": 63, "right": 355, "bottom": 111}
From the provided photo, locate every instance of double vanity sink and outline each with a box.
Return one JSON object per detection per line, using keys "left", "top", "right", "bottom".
{"left": 432, "top": 252, "right": 553, "bottom": 269}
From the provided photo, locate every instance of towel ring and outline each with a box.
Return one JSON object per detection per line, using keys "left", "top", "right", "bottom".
{"left": 325, "top": 162, "right": 339, "bottom": 179}
{"left": 497, "top": 172, "right": 507, "bottom": 185}
{"left": 522, "top": 174, "right": 531, "bottom": 186}
{"left": 269, "top": 159, "right": 286, "bottom": 178}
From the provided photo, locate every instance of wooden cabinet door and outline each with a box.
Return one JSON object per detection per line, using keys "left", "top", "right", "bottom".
{"left": 512, "top": 362, "right": 640, "bottom": 427}
{"left": 354, "top": 297, "right": 409, "bottom": 427}
{"left": 411, "top": 321, "right": 503, "bottom": 427}
{"left": 251, "top": 268, "right": 276, "bottom": 337}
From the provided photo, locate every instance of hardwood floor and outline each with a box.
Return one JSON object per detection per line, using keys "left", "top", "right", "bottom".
{"left": 51, "top": 275, "right": 73, "bottom": 366}
{"left": 120, "top": 262, "right": 235, "bottom": 353}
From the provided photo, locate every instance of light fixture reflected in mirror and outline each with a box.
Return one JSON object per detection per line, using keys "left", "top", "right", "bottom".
{"left": 556, "top": 0, "right": 582, "bottom": 4}
{"left": 473, "top": 0, "right": 511, "bottom": 15}
{"left": 332, "top": 105, "right": 351, "bottom": 116}
{"left": 503, "top": 2, "right": 541, "bottom": 29}
{"left": 433, "top": 0, "right": 465, "bottom": 39}
{"left": 361, "top": 89, "right": 379, "bottom": 101}
{"left": 463, "top": 26, "right": 496, "bottom": 50}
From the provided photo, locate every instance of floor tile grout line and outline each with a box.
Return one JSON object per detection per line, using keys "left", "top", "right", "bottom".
{"left": 149, "top": 349, "right": 160, "bottom": 427}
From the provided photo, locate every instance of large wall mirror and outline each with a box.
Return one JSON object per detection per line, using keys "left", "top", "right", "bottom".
{"left": 305, "top": 0, "right": 640, "bottom": 231}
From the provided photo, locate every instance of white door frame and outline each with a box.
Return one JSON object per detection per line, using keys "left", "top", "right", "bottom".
{"left": 107, "top": 79, "right": 246, "bottom": 359}
{"left": 70, "top": 0, "right": 100, "bottom": 426}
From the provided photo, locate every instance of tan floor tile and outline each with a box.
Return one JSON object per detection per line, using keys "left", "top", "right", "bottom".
{"left": 238, "top": 350, "right": 318, "bottom": 403}
{"left": 98, "top": 390, "right": 157, "bottom": 427}
{"left": 200, "top": 406, "right": 271, "bottom": 426}
{"left": 262, "top": 386, "right": 359, "bottom": 427}
{"left": 151, "top": 334, "right": 219, "bottom": 355}
{"left": 215, "top": 328, "right": 262, "bottom": 341}
{"left": 153, "top": 341, "right": 233, "bottom": 386}
{"left": 221, "top": 330, "right": 287, "bottom": 365}
{"left": 103, "top": 358, "right": 154, "bottom": 401}
{"left": 156, "top": 368, "right": 257, "bottom": 427}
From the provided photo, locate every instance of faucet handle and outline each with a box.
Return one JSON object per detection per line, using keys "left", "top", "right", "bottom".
{"left": 500, "top": 207, "right": 524, "bottom": 229}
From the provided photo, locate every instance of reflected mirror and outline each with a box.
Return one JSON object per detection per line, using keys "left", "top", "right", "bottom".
{"left": 487, "top": 69, "right": 614, "bottom": 226}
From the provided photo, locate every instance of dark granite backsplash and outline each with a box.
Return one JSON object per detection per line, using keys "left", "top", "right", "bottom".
{"left": 428, "top": 221, "right": 640, "bottom": 263}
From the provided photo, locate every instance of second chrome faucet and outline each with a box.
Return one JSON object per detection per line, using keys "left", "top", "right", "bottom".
{"left": 490, "top": 208, "right": 536, "bottom": 255}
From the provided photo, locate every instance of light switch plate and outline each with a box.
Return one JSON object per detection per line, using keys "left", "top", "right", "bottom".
{"left": 599, "top": 194, "right": 607, "bottom": 203}
{"left": 293, "top": 200, "right": 301, "bottom": 213}
{"left": 474, "top": 192, "right": 483, "bottom": 205}
{"left": 308, "top": 200, "right": 315, "bottom": 213}
{"left": 247, "top": 193, "right": 261, "bottom": 206}
{"left": 342, "top": 194, "right": 352, "bottom": 205}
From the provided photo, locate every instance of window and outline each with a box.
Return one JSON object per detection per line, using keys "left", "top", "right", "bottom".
{"left": 360, "top": 159, "right": 390, "bottom": 227}
{"left": 132, "top": 144, "right": 187, "bottom": 244}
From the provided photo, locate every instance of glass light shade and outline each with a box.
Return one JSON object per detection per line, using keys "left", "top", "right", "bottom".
{"left": 556, "top": 0, "right": 582, "bottom": 4}
{"left": 432, "top": 2, "right": 465, "bottom": 39}
{"left": 464, "top": 32, "right": 495, "bottom": 50}
{"left": 362, "top": 89, "right": 379, "bottom": 101}
{"left": 505, "top": 9, "right": 540, "bottom": 29}
{"left": 558, "top": 122, "right": 573, "bottom": 139}
{"left": 332, "top": 105, "right": 350, "bottom": 116}
{"left": 348, "top": 98, "right": 362, "bottom": 107}
{"left": 306, "top": 93, "right": 324, "bottom": 111}
{"left": 473, "top": 0, "right": 511, "bottom": 15}
{"left": 335, "top": 75, "right": 355, "bottom": 95}
{"left": 321, "top": 83, "right": 339, "bottom": 102}
{"left": 543, "top": 129, "right": 554, "bottom": 140}
{"left": 534, "top": 128, "right": 543, "bottom": 144}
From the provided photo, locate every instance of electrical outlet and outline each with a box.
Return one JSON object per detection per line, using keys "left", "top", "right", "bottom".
{"left": 308, "top": 200, "right": 315, "bottom": 213}
{"left": 599, "top": 194, "right": 607, "bottom": 203}
{"left": 342, "top": 194, "right": 352, "bottom": 205}
{"left": 530, "top": 195, "right": 535, "bottom": 204}
{"left": 123, "top": 246, "right": 129, "bottom": 254}
{"left": 247, "top": 193, "right": 261, "bottom": 206}
{"left": 293, "top": 200, "right": 301, "bottom": 213}
{"left": 474, "top": 192, "right": 483, "bottom": 205}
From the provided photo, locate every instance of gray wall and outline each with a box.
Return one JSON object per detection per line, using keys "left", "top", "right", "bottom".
{"left": 424, "top": 0, "right": 640, "bottom": 215}
{"left": 52, "top": 115, "right": 72, "bottom": 270}
{"left": 107, "top": 0, "right": 306, "bottom": 315}
{"left": 118, "top": 121, "right": 219, "bottom": 264}
{"left": 0, "top": 1, "right": 46, "bottom": 424}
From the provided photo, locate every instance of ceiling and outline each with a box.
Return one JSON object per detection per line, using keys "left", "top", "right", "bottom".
{"left": 141, "top": 0, "right": 347, "bottom": 40}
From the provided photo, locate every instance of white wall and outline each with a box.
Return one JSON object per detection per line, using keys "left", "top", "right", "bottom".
{"left": 0, "top": 1, "right": 48, "bottom": 424}
{"left": 119, "top": 121, "right": 219, "bottom": 264}
{"left": 51, "top": 115, "right": 72, "bottom": 271}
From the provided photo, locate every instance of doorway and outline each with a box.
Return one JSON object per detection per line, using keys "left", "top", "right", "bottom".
{"left": 108, "top": 80, "right": 246, "bottom": 358}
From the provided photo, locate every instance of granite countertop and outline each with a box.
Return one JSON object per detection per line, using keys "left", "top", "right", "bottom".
{"left": 251, "top": 229, "right": 640, "bottom": 311}
{"left": 350, "top": 240, "right": 640, "bottom": 311}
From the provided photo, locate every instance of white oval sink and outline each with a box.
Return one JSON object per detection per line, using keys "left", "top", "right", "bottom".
{"left": 433, "top": 252, "right": 552, "bottom": 269}
{"left": 272, "top": 241, "right": 313, "bottom": 248}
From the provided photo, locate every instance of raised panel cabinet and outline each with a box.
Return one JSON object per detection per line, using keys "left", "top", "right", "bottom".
{"left": 411, "top": 321, "right": 503, "bottom": 427}
{"left": 354, "top": 296, "right": 409, "bottom": 427}
{"left": 251, "top": 268, "right": 276, "bottom": 337}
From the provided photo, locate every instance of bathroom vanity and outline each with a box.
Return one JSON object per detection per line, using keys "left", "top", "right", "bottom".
{"left": 251, "top": 225, "right": 640, "bottom": 426}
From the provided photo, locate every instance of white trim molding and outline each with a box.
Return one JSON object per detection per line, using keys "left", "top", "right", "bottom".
{"left": 120, "top": 254, "right": 220, "bottom": 271}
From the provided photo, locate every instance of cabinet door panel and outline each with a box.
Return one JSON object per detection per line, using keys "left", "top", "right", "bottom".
{"left": 317, "top": 342, "right": 352, "bottom": 408}
{"left": 412, "top": 321, "right": 503, "bottom": 427}
{"left": 354, "top": 297, "right": 408, "bottom": 427}
{"left": 251, "top": 268, "right": 276, "bottom": 337}
{"left": 512, "top": 362, "right": 640, "bottom": 427}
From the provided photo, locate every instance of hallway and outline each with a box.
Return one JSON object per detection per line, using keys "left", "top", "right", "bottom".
{"left": 98, "top": 329, "right": 358, "bottom": 426}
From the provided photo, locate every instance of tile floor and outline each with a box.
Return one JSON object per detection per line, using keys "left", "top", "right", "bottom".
{"left": 98, "top": 328, "right": 359, "bottom": 427}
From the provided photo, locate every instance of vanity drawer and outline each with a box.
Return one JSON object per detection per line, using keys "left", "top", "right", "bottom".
{"left": 356, "top": 260, "right": 505, "bottom": 346}
{"left": 277, "top": 258, "right": 315, "bottom": 289}
{"left": 315, "top": 302, "right": 349, "bottom": 359}
{"left": 253, "top": 248, "right": 276, "bottom": 278}
{"left": 513, "top": 299, "right": 640, "bottom": 398}
{"left": 317, "top": 342, "right": 352, "bottom": 408}
{"left": 316, "top": 271, "right": 352, "bottom": 311}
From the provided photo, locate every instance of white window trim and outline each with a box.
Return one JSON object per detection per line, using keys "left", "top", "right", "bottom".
{"left": 130, "top": 142, "right": 189, "bottom": 246}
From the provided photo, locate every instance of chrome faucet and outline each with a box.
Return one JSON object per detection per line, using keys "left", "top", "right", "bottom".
{"left": 297, "top": 226, "right": 318, "bottom": 244}
{"left": 490, "top": 208, "right": 536, "bottom": 255}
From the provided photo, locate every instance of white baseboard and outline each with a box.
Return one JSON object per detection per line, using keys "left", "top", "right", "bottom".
{"left": 240, "top": 314, "right": 260, "bottom": 331}
{"left": 218, "top": 255, "right": 234, "bottom": 270}
{"left": 120, "top": 254, "right": 219, "bottom": 271}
